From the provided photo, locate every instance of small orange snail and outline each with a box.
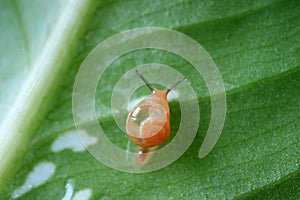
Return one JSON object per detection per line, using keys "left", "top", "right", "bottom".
{"left": 126, "top": 70, "right": 186, "bottom": 164}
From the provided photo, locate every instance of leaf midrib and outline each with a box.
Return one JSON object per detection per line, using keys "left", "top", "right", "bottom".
{"left": 0, "top": 0, "right": 96, "bottom": 194}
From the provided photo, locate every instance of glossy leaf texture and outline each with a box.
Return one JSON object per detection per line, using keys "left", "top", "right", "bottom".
{"left": 0, "top": 0, "right": 299, "bottom": 199}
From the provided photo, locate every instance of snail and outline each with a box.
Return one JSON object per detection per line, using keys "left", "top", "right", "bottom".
{"left": 126, "top": 70, "right": 186, "bottom": 164}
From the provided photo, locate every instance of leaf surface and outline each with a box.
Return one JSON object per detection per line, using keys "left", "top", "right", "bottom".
{"left": 0, "top": 0, "right": 299, "bottom": 199}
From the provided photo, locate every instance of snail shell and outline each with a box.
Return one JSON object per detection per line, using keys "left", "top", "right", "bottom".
{"left": 126, "top": 89, "right": 170, "bottom": 148}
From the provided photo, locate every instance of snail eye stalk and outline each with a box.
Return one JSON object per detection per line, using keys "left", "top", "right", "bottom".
{"left": 167, "top": 76, "right": 187, "bottom": 93}
{"left": 135, "top": 70, "right": 154, "bottom": 92}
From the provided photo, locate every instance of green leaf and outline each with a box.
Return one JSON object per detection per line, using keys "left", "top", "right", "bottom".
{"left": 0, "top": 0, "right": 94, "bottom": 193}
{"left": 1, "top": 0, "right": 299, "bottom": 199}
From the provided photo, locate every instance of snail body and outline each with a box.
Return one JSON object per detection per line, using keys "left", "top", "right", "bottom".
{"left": 126, "top": 70, "right": 186, "bottom": 164}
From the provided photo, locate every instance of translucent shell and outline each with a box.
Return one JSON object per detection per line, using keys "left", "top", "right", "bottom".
{"left": 125, "top": 70, "right": 186, "bottom": 164}
{"left": 126, "top": 89, "right": 170, "bottom": 148}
